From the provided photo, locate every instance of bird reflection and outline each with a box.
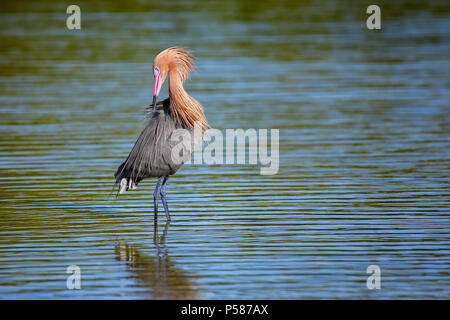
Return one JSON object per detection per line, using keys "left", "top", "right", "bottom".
{"left": 115, "top": 222, "right": 198, "bottom": 299}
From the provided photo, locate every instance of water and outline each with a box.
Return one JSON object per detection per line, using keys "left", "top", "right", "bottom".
{"left": 0, "top": 0, "right": 449, "bottom": 299}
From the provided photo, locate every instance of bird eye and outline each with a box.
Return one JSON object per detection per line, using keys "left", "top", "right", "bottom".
{"left": 155, "top": 66, "right": 160, "bottom": 73}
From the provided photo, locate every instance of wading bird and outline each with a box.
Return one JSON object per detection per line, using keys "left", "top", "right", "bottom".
{"left": 114, "top": 47, "right": 208, "bottom": 223}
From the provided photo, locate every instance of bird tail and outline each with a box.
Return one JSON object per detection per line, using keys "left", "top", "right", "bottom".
{"left": 118, "top": 177, "right": 138, "bottom": 194}
{"left": 114, "top": 161, "right": 139, "bottom": 195}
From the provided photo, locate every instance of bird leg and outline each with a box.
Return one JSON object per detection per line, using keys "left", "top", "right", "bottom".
{"left": 153, "top": 177, "right": 162, "bottom": 223}
{"left": 160, "top": 176, "right": 171, "bottom": 221}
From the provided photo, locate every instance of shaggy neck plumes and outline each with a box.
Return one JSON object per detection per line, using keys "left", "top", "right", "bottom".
{"left": 169, "top": 71, "right": 208, "bottom": 130}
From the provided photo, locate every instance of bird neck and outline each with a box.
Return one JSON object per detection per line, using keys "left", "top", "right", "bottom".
{"left": 168, "top": 71, "right": 208, "bottom": 130}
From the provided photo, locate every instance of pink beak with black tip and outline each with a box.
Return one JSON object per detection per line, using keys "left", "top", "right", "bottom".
{"left": 152, "top": 68, "right": 162, "bottom": 111}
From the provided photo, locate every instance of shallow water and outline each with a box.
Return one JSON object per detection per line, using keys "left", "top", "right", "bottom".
{"left": 0, "top": 0, "right": 449, "bottom": 299}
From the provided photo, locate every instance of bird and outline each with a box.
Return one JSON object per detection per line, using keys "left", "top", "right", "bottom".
{"left": 114, "top": 47, "right": 208, "bottom": 223}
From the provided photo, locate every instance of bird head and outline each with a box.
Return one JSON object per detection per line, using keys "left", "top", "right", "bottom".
{"left": 152, "top": 47, "right": 195, "bottom": 110}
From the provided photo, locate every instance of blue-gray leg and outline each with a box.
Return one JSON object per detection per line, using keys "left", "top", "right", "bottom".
{"left": 160, "top": 176, "right": 171, "bottom": 221}
{"left": 153, "top": 177, "right": 161, "bottom": 223}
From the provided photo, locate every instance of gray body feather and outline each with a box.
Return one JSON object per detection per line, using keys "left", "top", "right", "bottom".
{"left": 115, "top": 98, "right": 193, "bottom": 193}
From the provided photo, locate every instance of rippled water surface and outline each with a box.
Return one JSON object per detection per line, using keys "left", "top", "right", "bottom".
{"left": 0, "top": 0, "right": 449, "bottom": 299}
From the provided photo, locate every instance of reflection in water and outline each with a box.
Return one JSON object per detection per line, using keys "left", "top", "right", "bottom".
{"left": 115, "top": 223, "right": 198, "bottom": 299}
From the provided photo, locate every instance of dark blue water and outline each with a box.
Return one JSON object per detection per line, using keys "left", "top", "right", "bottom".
{"left": 0, "top": 0, "right": 449, "bottom": 299}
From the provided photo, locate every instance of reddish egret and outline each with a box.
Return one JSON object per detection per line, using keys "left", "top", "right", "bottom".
{"left": 115, "top": 47, "right": 208, "bottom": 222}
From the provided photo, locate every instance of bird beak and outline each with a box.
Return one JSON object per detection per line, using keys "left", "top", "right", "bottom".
{"left": 153, "top": 69, "right": 162, "bottom": 111}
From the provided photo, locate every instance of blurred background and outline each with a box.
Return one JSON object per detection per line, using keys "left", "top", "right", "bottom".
{"left": 0, "top": 0, "right": 449, "bottom": 299}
